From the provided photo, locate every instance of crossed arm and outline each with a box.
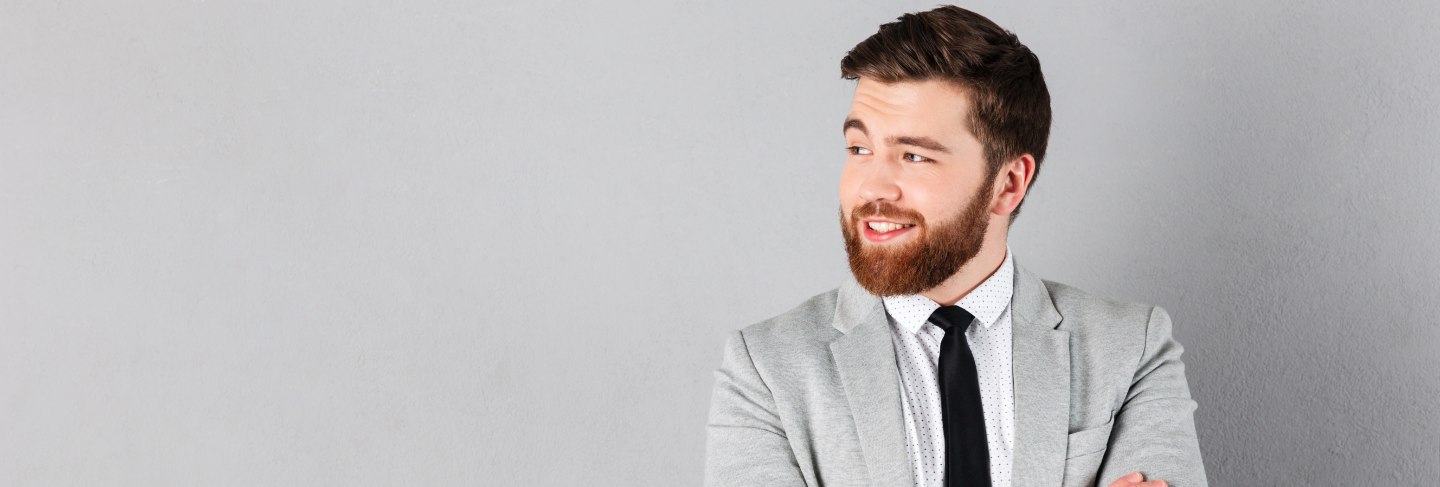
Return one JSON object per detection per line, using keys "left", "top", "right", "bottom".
{"left": 1095, "top": 306, "right": 1209, "bottom": 487}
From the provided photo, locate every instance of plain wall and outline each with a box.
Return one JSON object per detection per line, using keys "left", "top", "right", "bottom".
{"left": 3, "top": 1, "right": 1437, "bottom": 485}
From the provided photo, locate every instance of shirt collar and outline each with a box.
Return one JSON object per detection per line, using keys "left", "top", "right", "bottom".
{"left": 881, "top": 246, "right": 1015, "bottom": 335}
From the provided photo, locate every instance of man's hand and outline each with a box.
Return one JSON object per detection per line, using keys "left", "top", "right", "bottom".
{"left": 1109, "top": 471, "right": 1168, "bottom": 487}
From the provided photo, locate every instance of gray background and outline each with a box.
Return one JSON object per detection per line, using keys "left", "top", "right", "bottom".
{"left": 3, "top": 0, "right": 1437, "bottom": 485}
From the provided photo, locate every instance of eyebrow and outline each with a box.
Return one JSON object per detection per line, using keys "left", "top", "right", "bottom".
{"left": 843, "top": 117, "right": 952, "bottom": 154}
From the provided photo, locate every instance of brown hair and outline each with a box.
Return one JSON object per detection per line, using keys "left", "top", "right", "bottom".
{"left": 840, "top": 5, "right": 1051, "bottom": 222}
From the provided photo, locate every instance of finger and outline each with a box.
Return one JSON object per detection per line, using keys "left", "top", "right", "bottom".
{"left": 1107, "top": 472, "right": 1145, "bottom": 487}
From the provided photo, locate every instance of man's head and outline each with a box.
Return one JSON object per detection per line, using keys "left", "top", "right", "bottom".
{"left": 837, "top": 6, "right": 1050, "bottom": 296}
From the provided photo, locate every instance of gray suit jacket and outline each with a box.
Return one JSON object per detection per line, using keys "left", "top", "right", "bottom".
{"left": 704, "top": 257, "right": 1207, "bottom": 487}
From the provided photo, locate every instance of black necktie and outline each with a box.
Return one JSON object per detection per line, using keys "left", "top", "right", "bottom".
{"left": 929, "top": 305, "right": 992, "bottom": 487}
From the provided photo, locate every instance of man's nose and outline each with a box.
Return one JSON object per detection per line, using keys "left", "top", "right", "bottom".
{"left": 857, "top": 160, "right": 901, "bottom": 203}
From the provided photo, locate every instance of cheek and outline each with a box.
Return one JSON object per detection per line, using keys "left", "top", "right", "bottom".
{"left": 906, "top": 185, "right": 960, "bottom": 222}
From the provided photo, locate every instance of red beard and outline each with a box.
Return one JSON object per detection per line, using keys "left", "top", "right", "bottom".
{"left": 840, "top": 180, "right": 994, "bottom": 296}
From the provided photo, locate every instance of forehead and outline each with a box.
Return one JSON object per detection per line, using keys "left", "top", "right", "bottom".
{"left": 846, "top": 78, "right": 973, "bottom": 137}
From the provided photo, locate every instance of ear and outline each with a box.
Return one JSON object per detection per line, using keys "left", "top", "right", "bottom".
{"left": 991, "top": 153, "right": 1036, "bottom": 217}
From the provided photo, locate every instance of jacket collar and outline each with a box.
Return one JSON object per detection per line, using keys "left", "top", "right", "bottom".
{"left": 828, "top": 253, "right": 1070, "bottom": 486}
{"left": 831, "top": 253, "right": 1061, "bottom": 336}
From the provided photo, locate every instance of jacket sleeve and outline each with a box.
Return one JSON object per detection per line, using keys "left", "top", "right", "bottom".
{"left": 704, "top": 329, "right": 808, "bottom": 486}
{"left": 1095, "top": 306, "right": 1210, "bottom": 486}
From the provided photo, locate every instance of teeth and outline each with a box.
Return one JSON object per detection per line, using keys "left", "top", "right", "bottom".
{"left": 867, "top": 221, "right": 914, "bottom": 233}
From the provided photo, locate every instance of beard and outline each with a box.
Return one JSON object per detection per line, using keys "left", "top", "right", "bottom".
{"left": 840, "top": 180, "right": 994, "bottom": 297}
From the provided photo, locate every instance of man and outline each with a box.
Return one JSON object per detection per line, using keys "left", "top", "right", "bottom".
{"left": 704, "top": 6, "right": 1206, "bottom": 487}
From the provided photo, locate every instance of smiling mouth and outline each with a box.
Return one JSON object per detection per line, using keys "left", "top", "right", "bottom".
{"left": 861, "top": 221, "right": 917, "bottom": 242}
{"left": 865, "top": 221, "right": 915, "bottom": 232}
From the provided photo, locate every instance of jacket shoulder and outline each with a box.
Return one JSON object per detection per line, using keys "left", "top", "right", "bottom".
{"left": 1040, "top": 278, "right": 1156, "bottom": 336}
{"left": 720, "top": 287, "right": 851, "bottom": 407}
{"left": 743, "top": 285, "right": 840, "bottom": 345}
{"left": 725, "top": 283, "right": 846, "bottom": 371}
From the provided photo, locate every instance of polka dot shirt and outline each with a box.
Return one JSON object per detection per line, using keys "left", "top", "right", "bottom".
{"left": 882, "top": 248, "right": 1015, "bottom": 487}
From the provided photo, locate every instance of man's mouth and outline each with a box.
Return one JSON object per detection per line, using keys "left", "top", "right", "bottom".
{"left": 861, "top": 220, "right": 917, "bottom": 242}
{"left": 866, "top": 221, "right": 915, "bottom": 232}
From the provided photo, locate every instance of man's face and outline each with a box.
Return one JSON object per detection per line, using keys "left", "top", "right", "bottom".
{"left": 839, "top": 78, "right": 997, "bottom": 297}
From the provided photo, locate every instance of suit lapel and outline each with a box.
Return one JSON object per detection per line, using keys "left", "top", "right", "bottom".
{"left": 828, "top": 274, "right": 914, "bottom": 486}
{"left": 1009, "top": 258, "right": 1071, "bottom": 487}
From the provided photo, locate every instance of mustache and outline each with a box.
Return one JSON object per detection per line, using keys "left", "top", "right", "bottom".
{"left": 851, "top": 201, "right": 925, "bottom": 225}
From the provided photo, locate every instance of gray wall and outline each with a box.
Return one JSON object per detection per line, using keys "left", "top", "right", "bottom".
{"left": 3, "top": 1, "right": 1436, "bottom": 485}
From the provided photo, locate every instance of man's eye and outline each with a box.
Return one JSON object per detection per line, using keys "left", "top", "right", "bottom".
{"left": 846, "top": 146, "right": 872, "bottom": 156}
{"left": 903, "top": 153, "right": 932, "bottom": 163}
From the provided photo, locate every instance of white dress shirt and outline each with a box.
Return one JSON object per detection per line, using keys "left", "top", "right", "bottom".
{"left": 882, "top": 248, "right": 1015, "bottom": 487}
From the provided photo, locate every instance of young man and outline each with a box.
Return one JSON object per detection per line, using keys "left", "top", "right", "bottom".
{"left": 704, "top": 6, "right": 1207, "bottom": 487}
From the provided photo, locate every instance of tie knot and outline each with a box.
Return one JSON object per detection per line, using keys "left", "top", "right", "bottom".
{"left": 928, "top": 305, "right": 975, "bottom": 332}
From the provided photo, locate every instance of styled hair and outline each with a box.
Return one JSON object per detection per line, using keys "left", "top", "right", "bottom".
{"left": 840, "top": 5, "right": 1051, "bottom": 222}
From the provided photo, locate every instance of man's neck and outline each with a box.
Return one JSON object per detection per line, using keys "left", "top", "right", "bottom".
{"left": 919, "top": 241, "right": 1008, "bottom": 307}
